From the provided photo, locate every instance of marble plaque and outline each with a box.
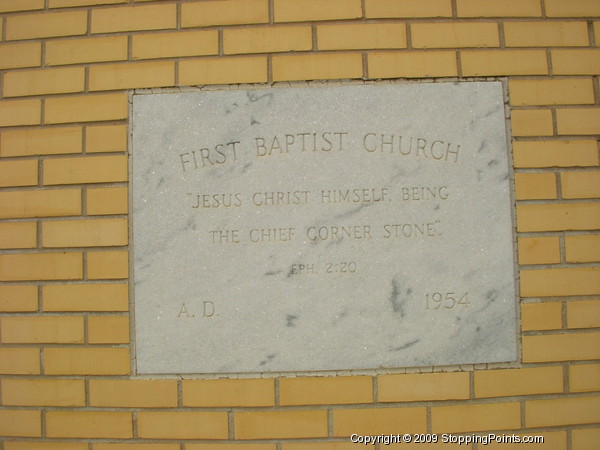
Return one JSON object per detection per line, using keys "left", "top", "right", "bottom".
{"left": 131, "top": 82, "right": 517, "bottom": 374}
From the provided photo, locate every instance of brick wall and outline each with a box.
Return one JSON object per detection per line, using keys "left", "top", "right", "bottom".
{"left": 0, "top": 0, "right": 599, "bottom": 449}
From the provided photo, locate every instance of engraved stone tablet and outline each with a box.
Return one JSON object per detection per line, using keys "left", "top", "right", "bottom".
{"left": 131, "top": 82, "right": 517, "bottom": 374}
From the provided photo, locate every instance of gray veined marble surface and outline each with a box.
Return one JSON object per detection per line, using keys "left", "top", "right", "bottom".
{"left": 131, "top": 82, "right": 518, "bottom": 374}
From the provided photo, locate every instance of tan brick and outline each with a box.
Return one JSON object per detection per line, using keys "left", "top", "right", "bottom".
{"left": 521, "top": 267, "right": 600, "bottom": 297}
{"left": 378, "top": 372, "right": 469, "bottom": 402}
{"left": 2, "top": 378, "right": 85, "bottom": 406}
{"left": 182, "top": 0, "right": 269, "bottom": 28}
{"left": 515, "top": 172, "right": 556, "bottom": 200}
{"left": 6, "top": 11, "right": 87, "bottom": 40}
{"left": 0, "top": 252, "right": 82, "bottom": 281}
{"left": 461, "top": 50, "right": 547, "bottom": 76}
{"left": 46, "top": 36, "right": 128, "bottom": 66}
{"left": 44, "top": 347, "right": 130, "bottom": 375}
{"left": 138, "top": 412, "right": 228, "bottom": 439}
{"left": 281, "top": 376, "right": 372, "bottom": 405}
{"left": 5, "top": 442, "right": 87, "bottom": 450}
{"left": 42, "top": 218, "right": 128, "bottom": 248}
{"left": 133, "top": 30, "right": 218, "bottom": 60}
{"left": 474, "top": 366, "right": 563, "bottom": 398}
{"left": 368, "top": 51, "right": 457, "bottom": 78}
{"left": 89, "top": 61, "right": 174, "bottom": 91}
{"left": 511, "top": 109, "right": 553, "bottom": 137}
{"left": 518, "top": 236, "right": 561, "bottom": 265}
{"left": 44, "top": 155, "right": 127, "bottom": 185}
{"left": 505, "top": 22, "right": 589, "bottom": 47}
{"left": 1, "top": 127, "right": 82, "bottom": 157}
{"left": 0, "top": 348, "right": 40, "bottom": 374}
{"left": 274, "top": 0, "right": 361, "bottom": 22}
{"left": 179, "top": 57, "right": 267, "bottom": 86}
{"left": 0, "top": 42, "right": 41, "bottom": 69}
{"left": 412, "top": 22, "right": 499, "bottom": 48}
{"left": 557, "top": 109, "right": 600, "bottom": 135}
{"left": 0, "top": 410, "right": 41, "bottom": 437}
{"left": 45, "top": 93, "right": 128, "bottom": 124}
{"left": 522, "top": 332, "right": 600, "bottom": 362}
{"left": 1, "top": 316, "right": 84, "bottom": 343}
{"left": 570, "top": 363, "right": 600, "bottom": 392}
{"left": 43, "top": 283, "right": 128, "bottom": 312}
{"left": 509, "top": 79, "right": 595, "bottom": 106}
{"left": 552, "top": 50, "right": 600, "bottom": 75}
{"left": 526, "top": 396, "right": 600, "bottom": 427}
{"left": 0, "top": 285, "right": 38, "bottom": 312}
{"left": 94, "top": 445, "right": 180, "bottom": 450}
{"left": 517, "top": 203, "right": 600, "bottom": 232}
{"left": 562, "top": 172, "right": 600, "bottom": 199}
{"left": 0, "top": 99, "right": 41, "bottom": 127}
{"left": 546, "top": 0, "right": 600, "bottom": 17}
{"left": 87, "top": 124, "right": 127, "bottom": 153}
{"left": 87, "top": 187, "right": 128, "bottom": 215}
{"left": 521, "top": 301, "right": 563, "bottom": 331}
{"left": 236, "top": 410, "right": 327, "bottom": 439}
{"left": 50, "top": 0, "right": 126, "bottom": 7}
{"left": 0, "top": 160, "right": 38, "bottom": 188}
{"left": 318, "top": 23, "right": 407, "bottom": 50}
{"left": 566, "top": 234, "right": 600, "bottom": 263}
{"left": 90, "top": 379, "right": 177, "bottom": 407}
{"left": 333, "top": 408, "right": 426, "bottom": 436}
{"left": 88, "top": 315, "right": 129, "bottom": 343}
{"left": 183, "top": 378, "right": 274, "bottom": 407}
{"left": 457, "top": 0, "right": 541, "bottom": 17}
{"left": 4, "top": 67, "right": 85, "bottom": 98}
{"left": 0, "top": 0, "right": 44, "bottom": 12}
{"left": 432, "top": 402, "right": 520, "bottom": 433}
{"left": 224, "top": 26, "right": 312, "bottom": 55}
{"left": 273, "top": 53, "right": 362, "bottom": 82}
{"left": 572, "top": 428, "right": 600, "bottom": 450}
{"left": 0, "top": 189, "right": 81, "bottom": 219}
{"left": 568, "top": 300, "right": 600, "bottom": 328}
{"left": 365, "top": 0, "right": 452, "bottom": 17}
{"left": 47, "top": 411, "right": 132, "bottom": 438}
{"left": 92, "top": 4, "right": 176, "bottom": 33}
{"left": 513, "top": 140, "right": 599, "bottom": 168}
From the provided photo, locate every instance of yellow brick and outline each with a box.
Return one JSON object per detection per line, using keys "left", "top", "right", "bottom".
{"left": 5, "top": 443, "right": 87, "bottom": 450}
{"left": 432, "top": 402, "right": 520, "bottom": 433}
{"left": 44, "top": 347, "right": 130, "bottom": 375}
{"left": 461, "top": 50, "right": 547, "bottom": 76}
{"left": 521, "top": 267, "right": 600, "bottom": 297}
{"left": 1, "top": 316, "right": 84, "bottom": 344}
{"left": 46, "top": 411, "right": 132, "bottom": 438}
{"left": 0, "top": 0, "right": 44, "bottom": 12}
{"left": 412, "top": 22, "right": 499, "bottom": 48}
{"left": 486, "top": 431, "right": 566, "bottom": 450}
{"left": 0, "top": 410, "right": 41, "bottom": 437}
{"left": 182, "top": 0, "right": 268, "bottom": 28}
{"left": 282, "top": 444, "right": 354, "bottom": 450}
{"left": 510, "top": 79, "right": 595, "bottom": 106}
{"left": 4, "top": 67, "right": 85, "bottom": 98}
{"left": 365, "top": 0, "right": 452, "bottom": 17}
{"left": 546, "top": 0, "right": 600, "bottom": 17}
{"left": 2, "top": 378, "right": 85, "bottom": 406}
{"left": 0, "top": 98, "right": 41, "bottom": 127}
{"left": 86, "top": 124, "right": 127, "bottom": 153}
{"left": 138, "top": 412, "right": 228, "bottom": 439}
{"left": 89, "top": 61, "right": 174, "bottom": 91}
{"left": 378, "top": 372, "right": 469, "bottom": 402}
{"left": 511, "top": 109, "right": 553, "bottom": 137}
{"left": 85, "top": 248, "right": 127, "bottom": 275}
{"left": 522, "top": 332, "right": 600, "bottom": 362}
{"left": 88, "top": 315, "right": 129, "bottom": 343}
{"left": 273, "top": 53, "right": 362, "bottom": 82}
{"left": 43, "top": 283, "right": 128, "bottom": 312}
{"left": 87, "top": 187, "right": 128, "bottom": 215}
{"left": 236, "top": 410, "right": 327, "bottom": 439}
{"left": 521, "top": 301, "right": 563, "bottom": 331}
{"left": 515, "top": 172, "right": 557, "bottom": 200}
{"left": 526, "top": 396, "right": 600, "bottom": 427}
{"left": 0, "top": 160, "right": 38, "bottom": 187}
{"left": 566, "top": 234, "right": 600, "bottom": 263}
{"left": 457, "top": 0, "right": 541, "bottom": 17}
{"left": 280, "top": 376, "right": 372, "bottom": 405}
{"left": 568, "top": 299, "right": 600, "bottom": 328}
{"left": 596, "top": 22, "right": 600, "bottom": 45}
{"left": 183, "top": 378, "right": 274, "bottom": 407}
{"left": 46, "top": 36, "right": 128, "bottom": 66}
{"left": 570, "top": 363, "right": 600, "bottom": 392}
{"left": 133, "top": 30, "right": 218, "bottom": 60}
{"left": 0, "top": 220, "right": 36, "bottom": 249}
{"left": 44, "top": 155, "right": 127, "bottom": 185}
{"left": 94, "top": 445, "right": 180, "bottom": 450}
{"left": 505, "top": 22, "right": 589, "bottom": 47}
{"left": 45, "top": 93, "right": 128, "bottom": 124}
{"left": 318, "top": 23, "right": 407, "bottom": 50}
{"left": 224, "top": 26, "right": 312, "bottom": 55}
{"left": 0, "top": 285, "right": 38, "bottom": 312}
{"left": 572, "top": 428, "right": 600, "bottom": 450}
{"left": 557, "top": 109, "right": 600, "bottom": 135}
{"left": 518, "top": 236, "right": 561, "bottom": 265}
{"left": 90, "top": 379, "right": 177, "bottom": 407}
{"left": 513, "top": 140, "right": 599, "bottom": 168}
{"left": 274, "top": 0, "right": 362, "bottom": 22}
{"left": 552, "top": 50, "right": 600, "bottom": 75}
{"left": 1, "top": 127, "right": 82, "bottom": 157}
{"left": 6, "top": 11, "right": 87, "bottom": 40}
{"left": 0, "top": 189, "right": 81, "bottom": 219}
{"left": 43, "top": 219, "right": 127, "bottom": 248}
{"left": 0, "top": 42, "right": 41, "bottom": 69}
{"left": 517, "top": 203, "right": 600, "bottom": 232}
{"left": 0, "top": 348, "right": 40, "bottom": 374}
{"left": 562, "top": 172, "right": 600, "bottom": 200}
{"left": 0, "top": 252, "right": 82, "bottom": 281}
{"left": 50, "top": 0, "right": 126, "bottom": 7}
{"left": 92, "top": 4, "right": 176, "bottom": 33}
{"left": 474, "top": 367, "right": 563, "bottom": 398}
{"left": 179, "top": 57, "right": 267, "bottom": 86}
{"left": 333, "top": 408, "right": 426, "bottom": 436}
{"left": 368, "top": 51, "right": 457, "bottom": 78}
